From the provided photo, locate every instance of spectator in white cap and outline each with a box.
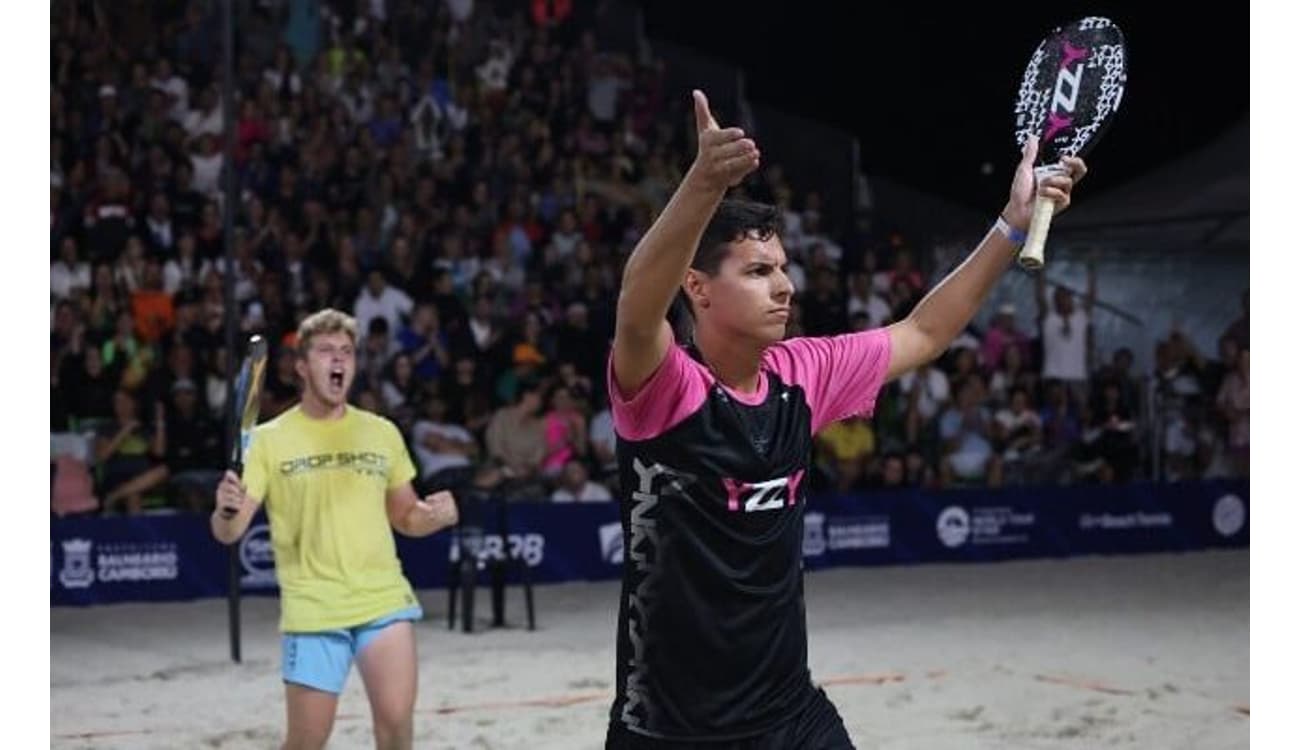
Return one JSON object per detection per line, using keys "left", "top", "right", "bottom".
{"left": 91, "top": 84, "right": 129, "bottom": 146}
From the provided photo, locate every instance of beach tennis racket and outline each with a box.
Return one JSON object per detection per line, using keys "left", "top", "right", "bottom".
{"left": 220, "top": 335, "right": 268, "bottom": 519}
{"left": 1013, "top": 16, "right": 1127, "bottom": 270}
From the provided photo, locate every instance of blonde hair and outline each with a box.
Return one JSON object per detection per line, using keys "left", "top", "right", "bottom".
{"left": 296, "top": 308, "right": 358, "bottom": 355}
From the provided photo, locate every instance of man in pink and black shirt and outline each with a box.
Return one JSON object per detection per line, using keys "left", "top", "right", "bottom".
{"left": 603, "top": 90, "right": 1086, "bottom": 749}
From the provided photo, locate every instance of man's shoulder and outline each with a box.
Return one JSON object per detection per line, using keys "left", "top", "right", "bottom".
{"left": 349, "top": 406, "right": 399, "bottom": 432}
{"left": 256, "top": 406, "right": 299, "bottom": 433}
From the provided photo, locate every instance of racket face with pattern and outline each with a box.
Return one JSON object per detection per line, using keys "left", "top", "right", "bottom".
{"left": 219, "top": 335, "right": 267, "bottom": 520}
{"left": 1012, "top": 16, "right": 1127, "bottom": 270}
{"left": 230, "top": 335, "right": 268, "bottom": 474}
{"left": 1013, "top": 16, "right": 1128, "bottom": 165}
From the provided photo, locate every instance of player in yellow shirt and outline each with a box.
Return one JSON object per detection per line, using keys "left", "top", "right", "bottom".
{"left": 211, "top": 309, "right": 458, "bottom": 750}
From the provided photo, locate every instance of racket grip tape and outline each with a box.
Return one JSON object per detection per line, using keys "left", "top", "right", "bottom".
{"left": 1018, "top": 165, "right": 1065, "bottom": 271}
{"left": 1018, "top": 197, "right": 1055, "bottom": 270}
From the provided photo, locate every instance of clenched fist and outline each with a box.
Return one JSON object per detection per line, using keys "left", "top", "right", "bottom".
{"left": 414, "top": 490, "right": 459, "bottom": 533}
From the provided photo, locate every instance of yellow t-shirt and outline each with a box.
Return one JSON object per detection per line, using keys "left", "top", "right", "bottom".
{"left": 818, "top": 419, "right": 876, "bottom": 462}
{"left": 243, "top": 405, "right": 419, "bottom": 632}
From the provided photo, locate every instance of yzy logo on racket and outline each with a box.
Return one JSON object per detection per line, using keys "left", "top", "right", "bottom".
{"left": 1044, "top": 43, "right": 1089, "bottom": 142}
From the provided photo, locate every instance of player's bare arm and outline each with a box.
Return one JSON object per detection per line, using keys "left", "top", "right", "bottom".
{"left": 884, "top": 138, "right": 1086, "bottom": 381}
{"left": 613, "top": 90, "right": 760, "bottom": 394}
{"left": 386, "top": 484, "right": 460, "bottom": 538}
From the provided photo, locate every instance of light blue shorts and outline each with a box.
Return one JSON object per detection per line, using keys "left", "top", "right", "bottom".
{"left": 281, "top": 605, "right": 424, "bottom": 694}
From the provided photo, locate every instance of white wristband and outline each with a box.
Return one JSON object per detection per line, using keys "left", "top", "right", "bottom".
{"left": 995, "top": 216, "right": 1028, "bottom": 246}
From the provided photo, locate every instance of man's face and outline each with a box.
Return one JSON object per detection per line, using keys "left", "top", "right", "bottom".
{"left": 145, "top": 262, "right": 164, "bottom": 290}
{"left": 54, "top": 304, "right": 75, "bottom": 333}
{"left": 850, "top": 272, "right": 869, "bottom": 297}
{"left": 85, "top": 348, "right": 103, "bottom": 376}
{"left": 814, "top": 269, "right": 835, "bottom": 295}
{"left": 685, "top": 234, "right": 794, "bottom": 346}
{"left": 882, "top": 458, "right": 905, "bottom": 486}
{"left": 562, "top": 461, "right": 587, "bottom": 490}
{"left": 1054, "top": 288, "right": 1074, "bottom": 315}
{"left": 113, "top": 390, "right": 136, "bottom": 422}
{"left": 174, "top": 388, "right": 198, "bottom": 416}
{"left": 519, "top": 389, "right": 542, "bottom": 415}
{"left": 296, "top": 332, "right": 356, "bottom": 409}
{"left": 414, "top": 306, "right": 436, "bottom": 332}
{"left": 151, "top": 194, "right": 169, "bottom": 220}
{"left": 170, "top": 345, "right": 194, "bottom": 375}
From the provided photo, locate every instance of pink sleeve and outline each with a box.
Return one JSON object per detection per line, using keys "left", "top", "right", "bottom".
{"left": 607, "top": 344, "right": 710, "bottom": 441}
{"left": 762, "top": 328, "right": 893, "bottom": 433}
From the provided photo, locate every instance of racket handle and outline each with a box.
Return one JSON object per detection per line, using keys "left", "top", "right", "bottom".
{"left": 219, "top": 460, "right": 244, "bottom": 519}
{"left": 1018, "top": 165, "right": 1065, "bottom": 271}
{"left": 1018, "top": 196, "right": 1055, "bottom": 270}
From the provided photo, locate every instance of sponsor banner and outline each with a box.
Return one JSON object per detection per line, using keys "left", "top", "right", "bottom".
{"left": 936, "top": 505, "right": 1036, "bottom": 548}
{"left": 52, "top": 481, "right": 1248, "bottom": 606}
{"left": 51, "top": 513, "right": 227, "bottom": 605}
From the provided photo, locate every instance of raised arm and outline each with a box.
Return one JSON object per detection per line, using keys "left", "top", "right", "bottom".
{"left": 885, "top": 138, "right": 1086, "bottom": 382}
{"left": 1085, "top": 255, "right": 1097, "bottom": 315}
{"left": 611, "top": 90, "right": 760, "bottom": 395}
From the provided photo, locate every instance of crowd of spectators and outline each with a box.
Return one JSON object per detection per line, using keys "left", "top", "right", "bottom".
{"left": 50, "top": 0, "right": 1248, "bottom": 515}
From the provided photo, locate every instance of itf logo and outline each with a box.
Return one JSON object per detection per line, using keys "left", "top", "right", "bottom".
{"left": 936, "top": 506, "right": 972, "bottom": 548}
{"left": 598, "top": 522, "right": 624, "bottom": 565}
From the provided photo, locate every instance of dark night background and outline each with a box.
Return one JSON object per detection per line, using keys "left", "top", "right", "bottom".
{"left": 641, "top": 2, "right": 1249, "bottom": 210}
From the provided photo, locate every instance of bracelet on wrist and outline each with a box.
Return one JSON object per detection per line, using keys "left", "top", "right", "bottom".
{"left": 995, "top": 215, "right": 1028, "bottom": 246}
